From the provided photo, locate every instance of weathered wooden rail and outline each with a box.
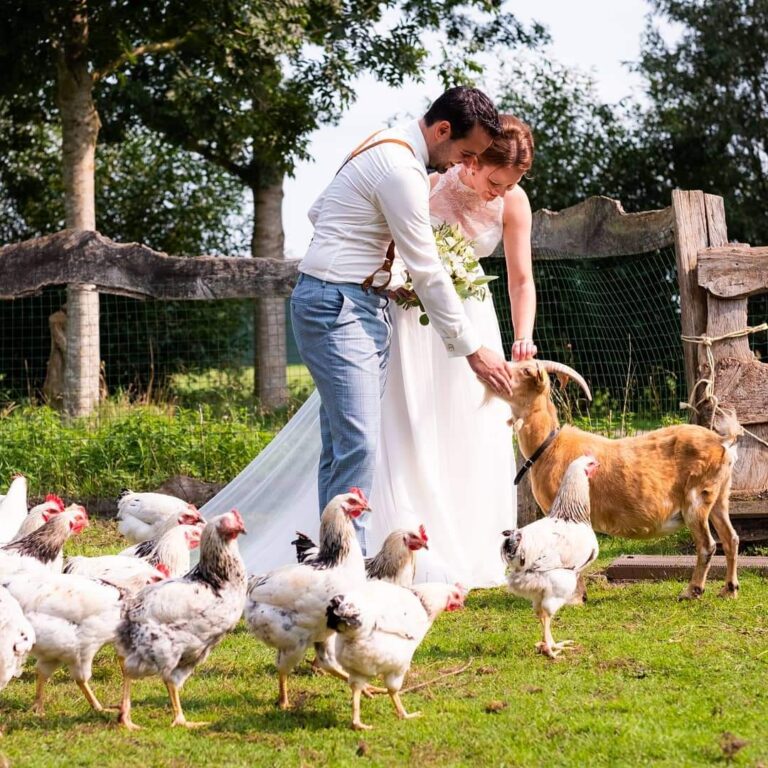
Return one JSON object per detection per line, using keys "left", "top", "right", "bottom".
{"left": 0, "top": 229, "right": 299, "bottom": 300}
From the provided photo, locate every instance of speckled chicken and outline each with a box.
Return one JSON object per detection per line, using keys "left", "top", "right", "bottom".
{"left": 501, "top": 455, "right": 599, "bottom": 658}
{"left": 115, "top": 509, "right": 247, "bottom": 729}
{"left": 0, "top": 505, "right": 89, "bottom": 577}
{"left": 327, "top": 581, "right": 465, "bottom": 730}
{"left": 246, "top": 489, "right": 370, "bottom": 709}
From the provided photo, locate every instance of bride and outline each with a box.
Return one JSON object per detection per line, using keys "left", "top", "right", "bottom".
{"left": 202, "top": 115, "right": 537, "bottom": 588}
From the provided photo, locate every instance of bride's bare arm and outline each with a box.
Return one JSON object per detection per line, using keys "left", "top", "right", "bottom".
{"left": 502, "top": 186, "right": 537, "bottom": 362}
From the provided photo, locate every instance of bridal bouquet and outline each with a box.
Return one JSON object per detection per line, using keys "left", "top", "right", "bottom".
{"left": 394, "top": 222, "right": 497, "bottom": 325}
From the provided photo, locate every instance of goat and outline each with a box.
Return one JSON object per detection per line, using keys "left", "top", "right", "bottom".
{"left": 489, "top": 360, "right": 740, "bottom": 600}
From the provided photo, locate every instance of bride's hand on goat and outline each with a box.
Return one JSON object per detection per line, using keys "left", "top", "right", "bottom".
{"left": 466, "top": 346, "right": 514, "bottom": 396}
{"left": 511, "top": 338, "right": 537, "bottom": 362}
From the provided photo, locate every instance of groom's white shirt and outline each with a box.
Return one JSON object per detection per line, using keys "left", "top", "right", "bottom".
{"left": 299, "top": 120, "right": 481, "bottom": 358}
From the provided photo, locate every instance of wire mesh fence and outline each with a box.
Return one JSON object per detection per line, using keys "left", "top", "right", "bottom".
{"left": 487, "top": 245, "right": 689, "bottom": 435}
{"left": 0, "top": 244, "right": 701, "bottom": 440}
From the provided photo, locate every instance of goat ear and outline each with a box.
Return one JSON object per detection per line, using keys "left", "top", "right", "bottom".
{"left": 554, "top": 372, "right": 569, "bottom": 390}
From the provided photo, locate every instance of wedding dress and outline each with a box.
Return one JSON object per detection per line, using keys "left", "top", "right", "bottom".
{"left": 201, "top": 166, "right": 515, "bottom": 588}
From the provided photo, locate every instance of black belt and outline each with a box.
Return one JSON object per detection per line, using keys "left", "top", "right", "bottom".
{"left": 514, "top": 428, "right": 559, "bottom": 486}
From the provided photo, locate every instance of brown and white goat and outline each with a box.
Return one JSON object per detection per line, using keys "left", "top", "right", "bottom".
{"left": 490, "top": 360, "right": 740, "bottom": 600}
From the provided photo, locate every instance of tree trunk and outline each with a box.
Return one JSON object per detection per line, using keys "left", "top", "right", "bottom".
{"left": 57, "top": 1, "right": 102, "bottom": 417}
{"left": 251, "top": 177, "right": 288, "bottom": 408}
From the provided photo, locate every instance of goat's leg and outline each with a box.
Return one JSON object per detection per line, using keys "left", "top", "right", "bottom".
{"left": 709, "top": 484, "right": 739, "bottom": 599}
{"left": 680, "top": 495, "right": 717, "bottom": 600}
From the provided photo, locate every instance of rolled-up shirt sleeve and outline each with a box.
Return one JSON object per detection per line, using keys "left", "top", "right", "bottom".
{"left": 374, "top": 165, "right": 481, "bottom": 357}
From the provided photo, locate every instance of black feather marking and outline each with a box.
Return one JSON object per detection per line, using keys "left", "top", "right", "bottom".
{"left": 291, "top": 531, "right": 317, "bottom": 564}
{"left": 2, "top": 518, "right": 68, "bottom": 565}
{"left": 132, "top": 539, "right": 155, "bottom": 559}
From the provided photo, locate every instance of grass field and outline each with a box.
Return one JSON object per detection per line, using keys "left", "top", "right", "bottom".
{"left": 1, "top": 522, "right": 767, "bottom": 768}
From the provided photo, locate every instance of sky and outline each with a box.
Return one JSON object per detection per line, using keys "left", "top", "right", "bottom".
{"left": 281, "top": 0, "right": 658, "bottom": 260}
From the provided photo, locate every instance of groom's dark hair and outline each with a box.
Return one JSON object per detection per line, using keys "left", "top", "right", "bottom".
{"left": 424, "top": 87, "right": 501, "bottom": 139}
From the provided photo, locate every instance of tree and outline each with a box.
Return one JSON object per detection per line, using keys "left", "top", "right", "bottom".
{"left": 494, "top": 54, "right": 667, "bottom": 215}
{"left": 97, "top": 1, "right": 546, "bottom": 406}
{"left": 637, "top": 0, "right": 768, "bottom": 244}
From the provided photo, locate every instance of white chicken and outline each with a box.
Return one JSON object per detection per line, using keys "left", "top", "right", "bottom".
{"left": 0, "top": 475, "right": 28, "bottom": 545}
{"left": 2, "top": 567, "right": 161, "bottom": 714}
{"left": 11, "top": 494, "right": 66, "bottom": 542}
{"left": 0, "top": 585, "right": 35, "bottom": 692}
{"left": 116, "top": 489, "right": 201, "bottom": 543}
{"left": 64, "top": 524, "right": 202, "bottom": 591}
{"left": 245, "top": 488, "right": 370, "bottom": 709}
{"left": 0, "top": 505, "right": 89, "bottom": 577}
{"left": 115, "top": 509, "right": 247, "bottom": 730}
{"left": 118, "top": 523, "right": 203, "bottom": 577}
{"left": 63, "top": 556, "right": 170, "bottom": 593}
{"left": 501, "top": 454, "right": 599, "bottom": 659}
{"left": 293, "top": 525, "right": 430, "bottom": 587}
{"left": 328, "top": 581, "right": 465, "bottom": 730}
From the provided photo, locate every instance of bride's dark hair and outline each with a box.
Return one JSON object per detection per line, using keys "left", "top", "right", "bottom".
{"left": 479, "top": 115, "right": 534, "bottom": 172}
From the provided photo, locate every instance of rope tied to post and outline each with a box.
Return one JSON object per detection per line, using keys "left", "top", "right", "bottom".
{"left": 680, "top": 322, "right": 768, "bottom": 449}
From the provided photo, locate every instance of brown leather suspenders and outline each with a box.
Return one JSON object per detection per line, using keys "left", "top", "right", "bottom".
{"left": 336, "top": 131, "right": 416, "bottom": 293}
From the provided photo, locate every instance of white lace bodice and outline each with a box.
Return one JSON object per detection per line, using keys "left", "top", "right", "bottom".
{"left": 429, "top": 165, "right": 504, "bottom": 258}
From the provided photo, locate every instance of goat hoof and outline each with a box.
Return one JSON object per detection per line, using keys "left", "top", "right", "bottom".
{"left": 678, "top": 586, "right": 704, "bottom": 601}
{"left": 718, "top": 582, "right": 739, "bottom": 599}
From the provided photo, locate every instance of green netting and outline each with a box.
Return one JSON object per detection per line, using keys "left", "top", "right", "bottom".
{"left": 486, "top": 246, "right": 688, "bottom": 435}
{"left": 1, "top": 246, "right": 762, "bottom": 438}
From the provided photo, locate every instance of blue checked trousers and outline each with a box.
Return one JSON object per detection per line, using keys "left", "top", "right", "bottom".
{"left": 290, "top": 273, "right": 391, "bottom": 554}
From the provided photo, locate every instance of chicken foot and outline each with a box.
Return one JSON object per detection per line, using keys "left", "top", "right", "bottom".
{"left": 167, "top": 680, "right": 208, "bottom": 728}
{"left": 390, "top": 691, "right": 421, "bottom": 721}
{"left": 535, "top": 611, "right": 574, "bottom": 659}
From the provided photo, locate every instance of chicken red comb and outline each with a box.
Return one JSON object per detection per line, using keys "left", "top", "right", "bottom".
{"left": 45, "top": 493, "right": 66, "bottom": 512}
{"left": 155, "top": 563, "right": 170, "bottom": 578}
{"left": 348, "top": 487, "right": 369, "bottom": 506}
{"left": 418, "top": 524, "right": 428, "bottom": 543}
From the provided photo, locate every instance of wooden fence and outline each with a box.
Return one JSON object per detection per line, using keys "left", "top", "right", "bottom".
{"left": 1, "top": 190, "right": 765, "bottom": 527}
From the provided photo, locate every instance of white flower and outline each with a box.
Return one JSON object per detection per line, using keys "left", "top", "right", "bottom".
{"left": 394, "top": 223, "right": 497, "bottom": 324}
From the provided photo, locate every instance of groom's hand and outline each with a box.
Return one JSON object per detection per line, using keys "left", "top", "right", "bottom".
{"left": 466, "top": 346, "right": 514, "bottom": 396}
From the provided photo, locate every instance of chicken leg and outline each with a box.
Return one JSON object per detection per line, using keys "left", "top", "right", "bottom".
{"left": 351, "top": 686, "right": 372, "bottom": 731}
{"left": 535, "top": 610, "right": 573, "bottom": 659}
{"left": 390, "top": 690, "right": 421, "bottom": 721}
{"left": 32, "top": 671, "right": 47, "bottom": 716}
{"left": 76, "top": 680, "right": 107, "bottom": 712}
{"left": 167, "top": 680, "right": 208, "bottom": 728}
{"left": 117, "top": 660, "right": 140, "bottom": 731}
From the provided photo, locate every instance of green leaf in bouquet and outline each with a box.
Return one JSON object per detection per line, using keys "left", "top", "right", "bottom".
{"left": 419, "top": 313, "right": 431, "bottom": 325}
{"left": 473, "top": 275, "right": 499, "bottom": 285}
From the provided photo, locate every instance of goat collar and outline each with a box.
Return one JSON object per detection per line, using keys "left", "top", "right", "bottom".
{"left": 514, "top": 428, "right": 559, "bottom": 486}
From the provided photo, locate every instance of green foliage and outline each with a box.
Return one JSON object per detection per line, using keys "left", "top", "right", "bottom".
{"left": 637, "top": 0, "right": 768, "bottom": 244}
{"left": 1, "top": 525, "right": 767, "bottom": 766}
{"left": 0, "top": 401, "right": 276, "bottom": 498}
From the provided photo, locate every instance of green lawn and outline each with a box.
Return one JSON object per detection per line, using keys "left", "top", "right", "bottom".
{"left": 1, "top": 522, "right": 767, "bottom": 768}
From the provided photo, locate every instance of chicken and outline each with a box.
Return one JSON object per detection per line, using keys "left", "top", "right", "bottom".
{"left": 501, "top": 454, "right": 599, "bottom": 659}
{"left": 245, "top": 488, "right": 370, "bottom": 709}
{"left": 293, "top": 525, "right": 429, "bottom": 586}
{"left": 11, "top": 494, "right": 66, "bottom": 542}
{"left": 63, "top": 556, "right": 170, "bottom": 593}
{"left": 115, "top": 509, "right": 247, "bottom": 730}
{"left": 0, "top": 585, "right": 35, "bottom": 692}
{"left": 2, "top": 567, "right": 160, "bottom": 714}
{"left": 0, "top": 505, "right": 89, "bottom": 577}
{"left": 327, "top": 581, "right": 465, "bottom": 730}
{"left": 116, "top": 489, "right": 201, "bottom": 543}
{"left": 0, "top": 475, "right": 28, "bottom": 545}
{"left": 365, "top": 526, "right": 429, "bottom": 586}
{"left": 118, "top": 523, "right": 203, "bottom": 577}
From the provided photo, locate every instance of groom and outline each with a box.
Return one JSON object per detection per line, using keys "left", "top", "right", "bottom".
{"left": 291, "top": 86, "right": 514, "bottom": 553}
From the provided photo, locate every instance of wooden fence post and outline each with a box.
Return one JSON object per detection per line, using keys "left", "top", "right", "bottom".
{"left": 671, "top": 190, "right": 728, "bottom": 412}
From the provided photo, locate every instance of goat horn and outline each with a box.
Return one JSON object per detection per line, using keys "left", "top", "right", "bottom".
{"left": 535, "top": 360, "right": 592, "bottom": 401}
